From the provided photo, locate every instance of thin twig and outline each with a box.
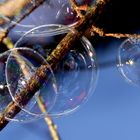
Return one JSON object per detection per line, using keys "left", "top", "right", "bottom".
{"left": 37, "top": 96, "right": 61, "bottom": 140}
{"left": 91, "top": 25, "right": 140, "bottom": 39}
{"left": 3, "top": 37, "right": 60, "bottom": 140}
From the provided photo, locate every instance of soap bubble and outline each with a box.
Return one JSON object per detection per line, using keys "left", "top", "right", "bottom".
{"left": 14, "top": 24, "right": 98, "bottom": 117}
{"left": 117, "top": 38, "right": 140, "bottom": 86}
{"left": 5, "top": 47, "right": 58, "bottom": 122}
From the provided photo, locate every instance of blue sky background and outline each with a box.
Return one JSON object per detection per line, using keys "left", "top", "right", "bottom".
{"left": 1, "top": 40, "right": 140, "bottom": 140}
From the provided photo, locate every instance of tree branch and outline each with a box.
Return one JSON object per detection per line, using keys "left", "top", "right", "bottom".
{"left": 0, "top": 0, "right": 111, "bottom": 131}
{"left": 3, "top": 37, "right": 61, "bottom": 140}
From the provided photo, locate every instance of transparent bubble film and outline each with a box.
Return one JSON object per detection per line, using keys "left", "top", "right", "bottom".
{"left": 5, "top": 47, "right": 57, "bottom": 122}
{"left": 14, "top": 24, "right": 98, "bottom": 117}
{"left": 9, "top": 0, "right": 95, "bottom": 34}
{"left": 117, "top": 38, "right": 140, "bottom": 86}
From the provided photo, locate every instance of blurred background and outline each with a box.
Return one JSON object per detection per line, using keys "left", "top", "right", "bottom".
{"left": 1, "top": 0, "right": 140, "bottom": 140}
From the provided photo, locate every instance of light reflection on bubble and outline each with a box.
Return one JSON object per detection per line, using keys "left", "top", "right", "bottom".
{"left": 50, "top": 36, "right": 98, "bottom": 117}
{"left": 10, "top": 0, "right": 95, "bottom": 35}
{"left": 0, "top": 49, "right": 42, "bottom": 122}
{"left": 14, "top": 24, "right": 98, "bottom": 117}
{"left": 5, "top": 47, "right": 58, "bottom": 122}
{"left": 117, "top": 38, "right": 140, "bottom": 86}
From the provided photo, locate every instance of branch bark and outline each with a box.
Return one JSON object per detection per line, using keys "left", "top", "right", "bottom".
{"left": 0, "top": 0, "right": 111, "bottom": 131}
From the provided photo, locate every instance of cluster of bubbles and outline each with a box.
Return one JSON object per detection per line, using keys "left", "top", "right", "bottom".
{"left": 1, "top": 0, "right": 139, "bottom": 123}
{"left": 0, "top": 25, "right": 98, "bottom": 121}
{"left": 0, "top": 0, "right": 98, "bottom": 122}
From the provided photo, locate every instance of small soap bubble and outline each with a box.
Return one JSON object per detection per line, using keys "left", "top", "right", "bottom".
{"left": 117, "top": 38, "right": 140, "bottom": 86}
{"left": 5, "top": 47, "right": 57, "bottom": 122}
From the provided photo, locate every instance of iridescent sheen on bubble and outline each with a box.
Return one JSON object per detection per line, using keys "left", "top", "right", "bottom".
{"left": 14, "top": 24, "right": 98, "bottom": 117}
{"left": 117, "top": 38, "right": 140, "bottom": 86}
{"left": 11, "top": 0, "right": 95, "bottom": 34}
{"left": 5, "top": 47, "right": 57, "bottom": 122}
